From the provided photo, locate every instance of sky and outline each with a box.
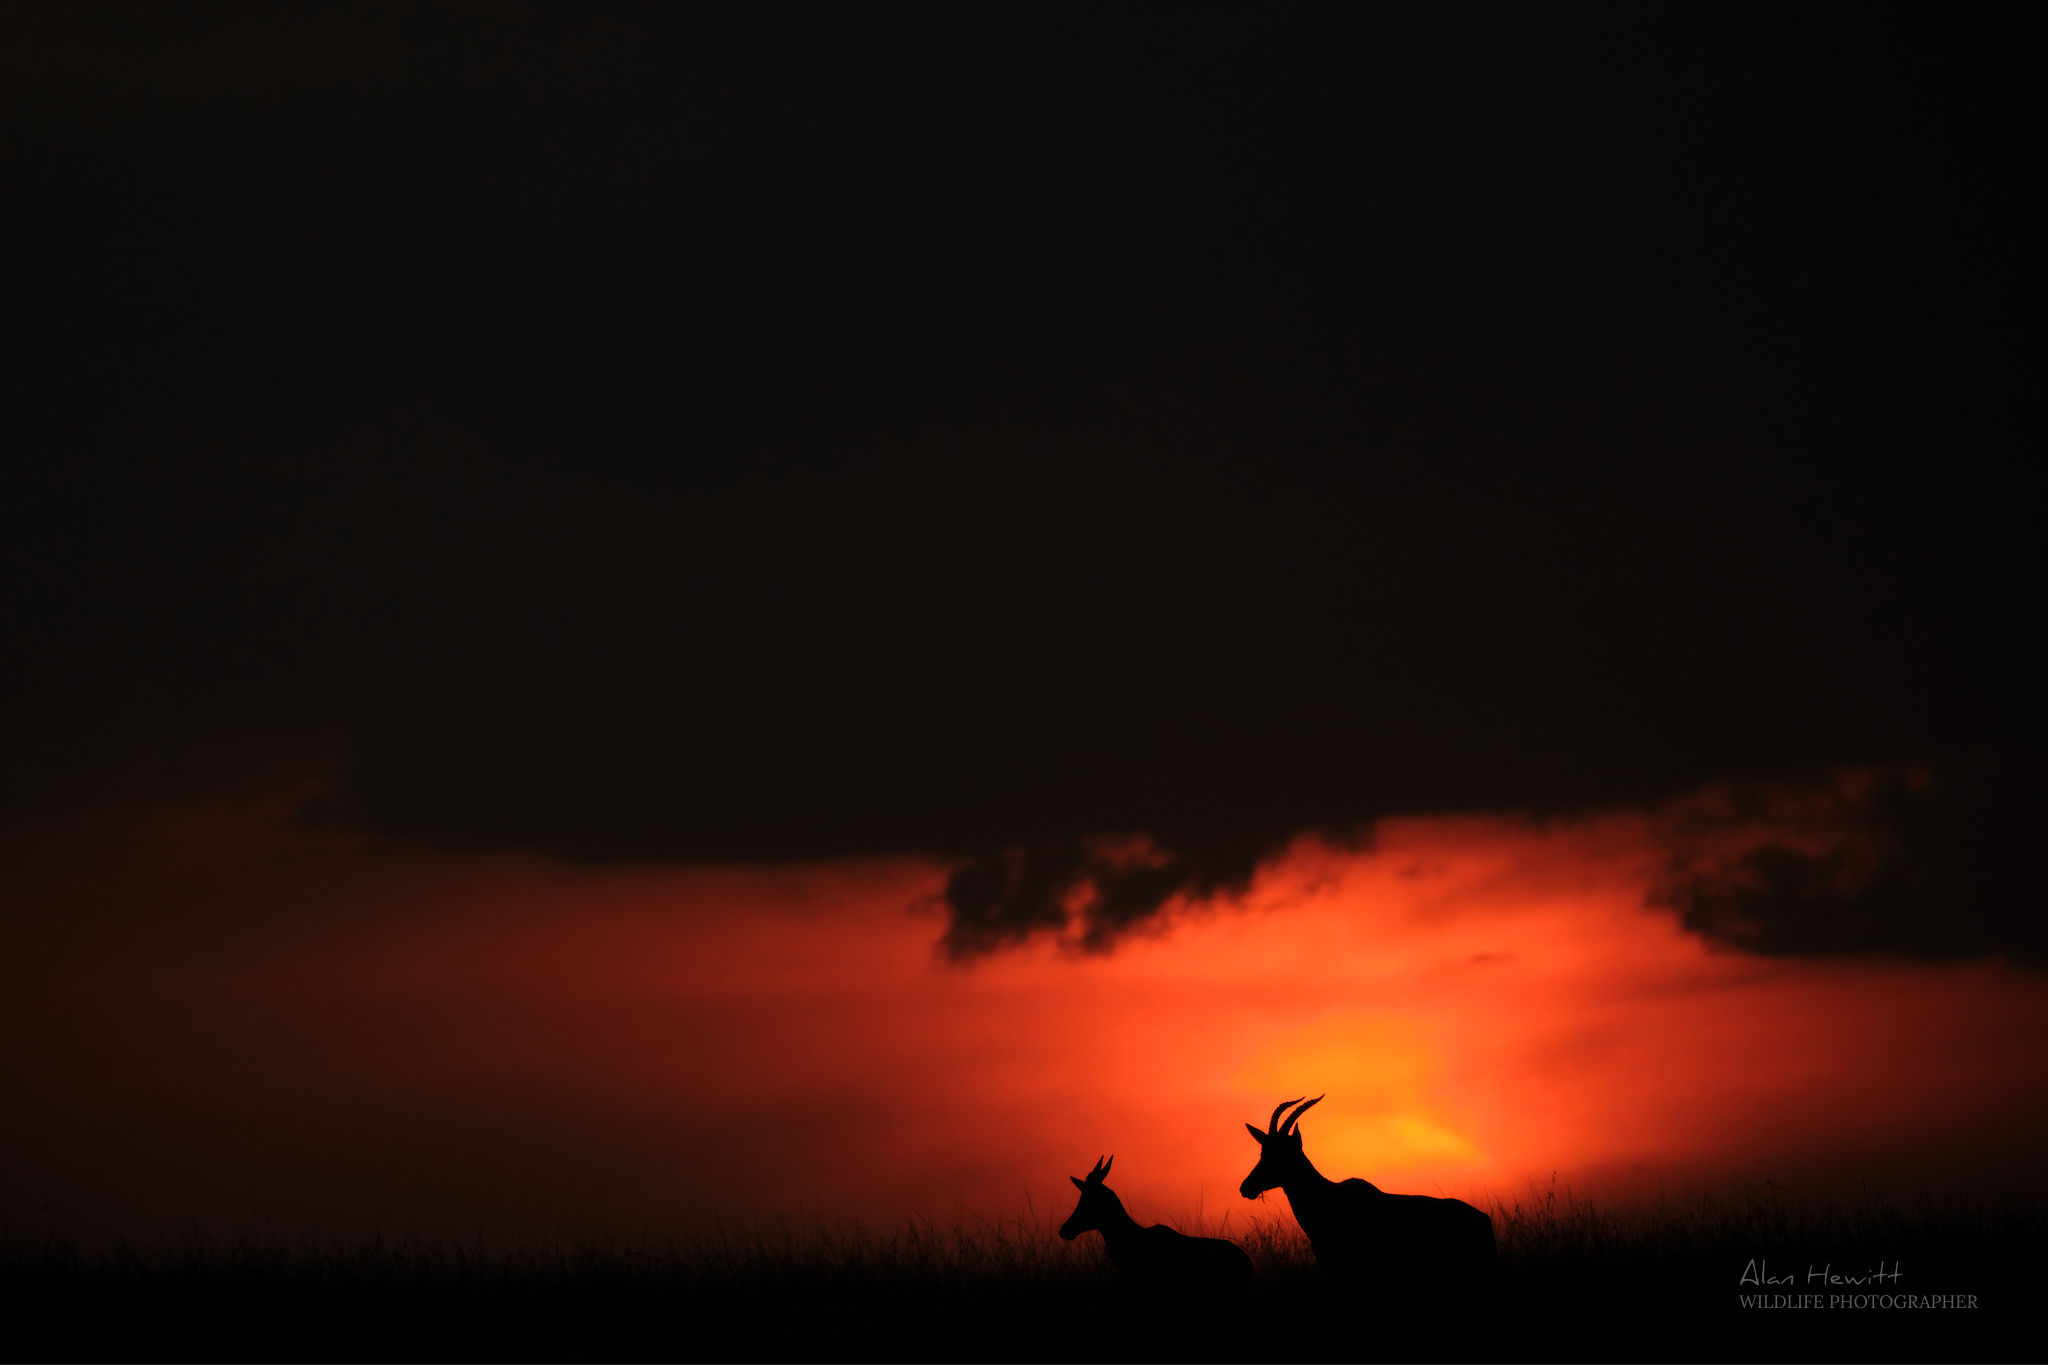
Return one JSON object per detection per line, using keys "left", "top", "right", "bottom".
{"left": 7, "top": 769, "right": 2046, "bottom": 1245}
{"left": 2, "top": 5, "right": 2040, "bottom": 1242}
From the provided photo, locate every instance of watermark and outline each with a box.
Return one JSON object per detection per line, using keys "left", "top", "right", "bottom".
{"left": 1737, "top": 1260, "right": 1976, "bottom": 1310}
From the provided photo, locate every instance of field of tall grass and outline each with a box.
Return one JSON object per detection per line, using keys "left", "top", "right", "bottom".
{"left": 5, "top": 1181, "right": 2038, "bottom": 1361}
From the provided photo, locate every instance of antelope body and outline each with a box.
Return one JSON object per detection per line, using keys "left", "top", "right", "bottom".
{"left": 1060, "top": 1155, "right": 1254, "bottom": 1291}
{"left": 1242, "top": 1096, "right": 1496, "bottom": 1291}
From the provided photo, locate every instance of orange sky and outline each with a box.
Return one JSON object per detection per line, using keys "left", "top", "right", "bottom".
{"left": 4, "top": 783, "right": 2045, "bottom": 1245}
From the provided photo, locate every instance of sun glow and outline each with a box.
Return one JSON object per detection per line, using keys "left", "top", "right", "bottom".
{"left": 4, "top": 791, "right": 2045, "bottom": 1244}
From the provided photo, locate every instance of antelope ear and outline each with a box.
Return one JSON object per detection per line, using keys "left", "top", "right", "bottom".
{"left": 1071, "top": 1176, "right": 1087, "bottom": 1190}
{"left": 1245, "top": 1124, "right": 1266, "bottom": 1144}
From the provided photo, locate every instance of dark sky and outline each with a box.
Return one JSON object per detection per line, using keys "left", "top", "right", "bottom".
{"left": 6, "top": 5, "right": 2037, "bottom": 954}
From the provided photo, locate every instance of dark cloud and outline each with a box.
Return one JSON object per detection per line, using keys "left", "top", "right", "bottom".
{"left": 3, "top": 6, "right": 2036, "bottom": 955}
{"left": 937, "top": 845, "right": 1089, "bottom": 959}
{"left": 937, "top": 828, "right": 1282, "bottom": 960}
{"left": 1650, "top": 751, "right": 2044, "bottom": 968}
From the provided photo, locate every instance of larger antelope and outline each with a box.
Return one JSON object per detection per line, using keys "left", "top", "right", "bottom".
{"left": 1060, "top": 1155, "right": 1254, "bottom": 1291}
{"left": 1241, "top": 1096, "right": 1495, "bottom": 1292}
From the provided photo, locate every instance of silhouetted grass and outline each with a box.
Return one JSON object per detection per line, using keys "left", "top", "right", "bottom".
{"left": 5, "top": 1182, "right": 2039, "bottom": 1361}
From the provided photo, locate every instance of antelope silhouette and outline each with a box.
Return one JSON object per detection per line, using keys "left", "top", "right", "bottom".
{"left": 1059, "top": 1155, "right": 1254, "bottom": 1291}
{"left": 1241, "top": 1096, "right": 1495, "bottom": 1293}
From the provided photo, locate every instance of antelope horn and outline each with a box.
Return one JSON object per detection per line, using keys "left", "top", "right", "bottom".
{"left": 1268, "top": 1097, "right": 1305, "bottom": 1134}
{"left": 1089, "top": 1154, "right": 1108, "bottom": 1182}
{"left": 1281, "top": 1094, "right": 1325, "bottom": 1135}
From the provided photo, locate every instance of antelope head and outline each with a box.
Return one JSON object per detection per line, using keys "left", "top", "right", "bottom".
{"left": 1058, "top": 1154, "right": 1116, "bottom": 1240}
{"left": 1240, "top": 1095, "right": 1323, "bottom": 1198}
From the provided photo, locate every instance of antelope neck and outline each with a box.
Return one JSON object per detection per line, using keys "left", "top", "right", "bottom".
{"left": 1276, "top": 1154, "right": 1344, "bottom": 1220}
{"left": 1090, "top": 1189, "right": 1144, "bottom": 1253}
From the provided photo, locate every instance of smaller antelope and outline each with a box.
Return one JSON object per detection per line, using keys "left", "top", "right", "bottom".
{"left": 1059, "top": 1155, "right": 1254, "bottom": 1291}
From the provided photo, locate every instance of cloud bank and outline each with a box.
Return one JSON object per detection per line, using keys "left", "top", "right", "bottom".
{"left": 1652, "top": 751, "right": 2041, "bottom": 967}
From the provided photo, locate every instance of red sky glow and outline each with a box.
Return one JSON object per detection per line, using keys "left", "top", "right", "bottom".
{"left": 5, "top": 783, "right": 2043, "bottom": 1246}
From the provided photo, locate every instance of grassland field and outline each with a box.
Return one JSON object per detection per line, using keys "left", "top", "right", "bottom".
{"left": 4, "top": 1182, "right": 2039, "bottom": 1362}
